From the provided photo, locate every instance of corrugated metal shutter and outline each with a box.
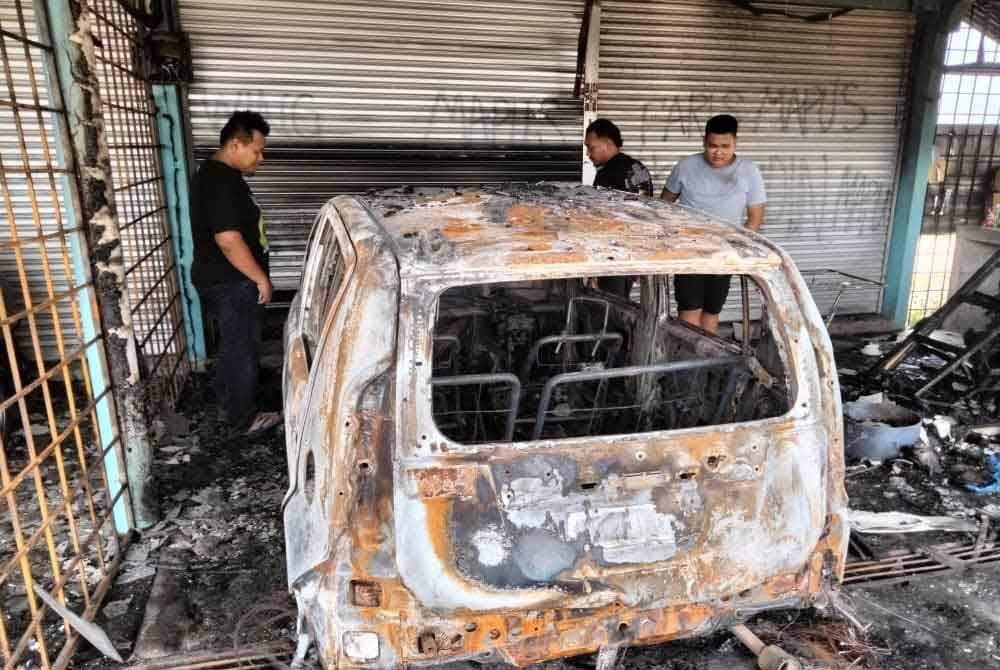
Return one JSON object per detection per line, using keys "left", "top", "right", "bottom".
{"left": 0, "top": 1, "right": 79, "bottom": 361}
{"left": 178, "top": 0, "right": 586, "bottom": 290}
{"left": 600, "top": 1, "right": 915, "bottom": 316}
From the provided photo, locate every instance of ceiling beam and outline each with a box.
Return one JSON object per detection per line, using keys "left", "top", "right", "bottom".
{"left": 745, "top": 0, "right": 949, "bottom": 12}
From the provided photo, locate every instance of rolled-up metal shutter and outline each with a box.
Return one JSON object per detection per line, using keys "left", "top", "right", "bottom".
{"left": 600, "top": 1, "right": 915, "bottom": 316}
{"left": 178, "top": 0, "right": 585, "bottom": 290}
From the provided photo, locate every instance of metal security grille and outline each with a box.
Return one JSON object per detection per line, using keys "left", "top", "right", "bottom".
{"left": 0, "top": 2, "right": 132, "bottom": 668}
{"left": 90, "top": 0, "right": 190, "bottom": 406}
{"left": 909, "top": 20, "right": 1000, "bottom": 324}
{"left": 599, "top": 0, "right": 914, "bottom": 317}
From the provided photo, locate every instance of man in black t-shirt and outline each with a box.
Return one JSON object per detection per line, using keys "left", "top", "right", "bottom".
{"left": 191, "top": 110, "right": 281, "bottom": 435}
{"left": 584, "top": 119, "right": 652, "bottom": 297}
{"left": 585, "top": 118, "right": 653, "bottom": 196}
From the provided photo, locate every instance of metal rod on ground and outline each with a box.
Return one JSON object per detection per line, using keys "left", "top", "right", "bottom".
{"left": 730, "top": 624, "right": 802, "bottom": 670}
{"left": 915, "top": 325, "right": 1000, "bottom": 397}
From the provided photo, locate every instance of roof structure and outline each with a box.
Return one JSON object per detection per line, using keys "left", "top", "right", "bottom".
{"left": 366, "top": 184, "right": 784, "bottom": 278}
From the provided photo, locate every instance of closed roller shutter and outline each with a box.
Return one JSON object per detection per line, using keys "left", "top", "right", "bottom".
{"left": 178, "top": 0, "right": 585, "bottom": 290}
{"left": 600, "top": 1, "right": 915, "bottom": 316}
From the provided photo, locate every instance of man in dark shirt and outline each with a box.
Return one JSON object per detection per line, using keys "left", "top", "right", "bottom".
{"left": 585, "top": 119, "right": 652, "bottom": 297}
{"left": 191, "top": 110, "right": 280, "bottom": 435}
{"left": 585, "top": 118, "right": 653, "bottom": 196}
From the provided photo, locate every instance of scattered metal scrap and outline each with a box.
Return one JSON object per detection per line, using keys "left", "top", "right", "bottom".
{"left": 843, "top": 539, "right": 1000, "bottom": 588}
{"left": 848, "top": 510, "right": 979, "bottom": 534}
{"left": 32, "top": 584, "right": 124, "bottom": 663}
{"left": 843, "top": 512, "right": 998, "bottom": 588}
{"left": 730, "top": 624, "right": 802, "bottom": 670}
{"left": 875, "top": 248, "right": 1000, "bottom": 408}
{"left": 799, "top": 268, "right": 883, "bottom": 328}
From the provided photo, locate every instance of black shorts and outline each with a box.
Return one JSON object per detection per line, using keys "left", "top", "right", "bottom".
{"left": 674, "top": 274, "right": 732, "bottom": 315}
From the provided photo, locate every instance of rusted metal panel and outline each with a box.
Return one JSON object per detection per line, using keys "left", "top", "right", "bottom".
{"left": 283, "top": 185, "right": 846, "bottom": 670}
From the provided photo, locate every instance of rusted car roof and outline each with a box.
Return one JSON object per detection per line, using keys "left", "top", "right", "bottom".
{"left": 367, "top": 184, "right": 782, "bottom": 278}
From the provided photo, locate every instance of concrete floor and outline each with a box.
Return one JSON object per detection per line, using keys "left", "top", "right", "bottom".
{"left": 67, "top": 329, "right": 1000, "bottom": 670}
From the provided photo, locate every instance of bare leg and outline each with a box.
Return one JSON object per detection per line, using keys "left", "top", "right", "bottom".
{"left": 680, "top": 309, "right": 702, "bottom": 328}
{"left": 700, "top": 312, "right": 720, "bottom": 334}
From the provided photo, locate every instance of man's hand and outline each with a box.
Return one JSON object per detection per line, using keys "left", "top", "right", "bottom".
{"left": 661, "top": 189, "right": 680, "bottom": 203}
{"left": 256, "top": 277, "right": 273, "bottom": 305}
{"left": 214, "top": 230, "right": 271, "bottom": 300}
{"left": 746, "top": 204, "right": 765, "bottom": 232}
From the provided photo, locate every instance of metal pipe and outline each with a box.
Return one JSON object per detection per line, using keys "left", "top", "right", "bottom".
{"left": 532, "top": 356, "right": 743, "bottom": 440}
{"left": 520, "top": 332, "right": 623, "bottom": 382}
{"left": 731, "top": 624, "right": 764, "bottom": 656}
{"left": 431, "top": 373, "right": 522, "bottom": 443}
{"left": 740, "top": 275, "right": 751, "bottom": 355}
{"left": 730, "top": 624, "right": 802, "bottom": 670}
{"left": 710, "top": 368, "right": 751, "bottom": 425}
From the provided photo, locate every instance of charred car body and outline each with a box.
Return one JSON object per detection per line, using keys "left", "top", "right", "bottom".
{"left": 282, "top": 185, "right": 847, "bottom": 669}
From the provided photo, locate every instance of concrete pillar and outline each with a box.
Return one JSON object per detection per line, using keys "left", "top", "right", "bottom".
{"left": 152, "top": 84, "right": 207, "bottom": 367}
{"left": 40, "top": 0, "right": 159, "bottom": 528}
{"left": 881, "top": 0, "right": 968, "bottom": 327}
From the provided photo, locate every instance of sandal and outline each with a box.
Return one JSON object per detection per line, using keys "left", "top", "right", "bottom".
{"left": 244, "top": 411, "right": 283, "bottom": 436}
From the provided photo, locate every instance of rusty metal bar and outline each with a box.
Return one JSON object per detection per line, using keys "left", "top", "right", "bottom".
{"left": 0, "top": 385, "right": 113, "bottom": 500}
{"left": 532, "top": 356, "right": 745, "bottom": 440}
{"left": 124, "top": 237, "right": 172, "bottom": 277}
{"left": 113, "top": 175, "right": 162, "bottom": 192}
{"left": 0, "top": 3, "right": 145, "bottom": 668}
{"left": 125, "top": 642, "right": 294, "bottom": 669}
{"left": 0, "top": 336, "right": 102, "bottom": 414}
{"left": 431, "top": 373, "right": 522, "bottom": 442}
{"left": 118, "top": 205, "right": 169, "bottom": 234}
{"left": 0, "top": 284, "right": 90, "bottom": 328}
{"left": 843, "top": 541, "right": 1000, "bottom": 586}
{"left": 519, "top": 332, "right": 623, "bottom": 382}
{"left": 740, "top": 275, "right": 751, "bottom": 355}
{"left": 915, "top": 325, "right": 1000, "bottom": 397}
{"left": 0, "top": 28, "right": 51, "bottom": 50}
{"left": 47, "top": 530, "right": 131, "bottom": 670}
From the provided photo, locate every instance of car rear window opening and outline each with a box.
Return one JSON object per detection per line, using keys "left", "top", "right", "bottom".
{"left": 429, "top": 275, "right": 793, "bottom": 445}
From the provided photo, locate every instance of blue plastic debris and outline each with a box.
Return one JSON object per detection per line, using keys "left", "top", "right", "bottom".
{"left": 967, "top": 453, "right": 1000, "bottom": 495}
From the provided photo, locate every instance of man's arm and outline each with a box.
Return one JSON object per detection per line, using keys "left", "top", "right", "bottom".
{"left": 661, "top": 189, "right": 680, "bottom": 202}
{"left": 745, "top": 162, "right": 766, "bottom": 232}
{"left": 745, "top": 204, "right": 765, "bottom": 232}
{"left": 214, "top": 230, "right": 272, "bottom": 304}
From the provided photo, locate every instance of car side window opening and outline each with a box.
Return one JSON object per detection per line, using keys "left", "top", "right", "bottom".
{"left": 430, "top": 275, "right": 792, "bottom": 445}
{"left": 300, "top": 218, "right": 347, "bottom": 366}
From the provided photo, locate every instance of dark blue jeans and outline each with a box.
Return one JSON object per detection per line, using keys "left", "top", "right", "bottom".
{"left": 199, "top": 280, "right": 261, "bottom": 429}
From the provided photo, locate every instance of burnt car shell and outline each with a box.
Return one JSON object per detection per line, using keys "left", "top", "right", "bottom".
{"left": 282, "top": 185, "right": 847, "bottom": 669}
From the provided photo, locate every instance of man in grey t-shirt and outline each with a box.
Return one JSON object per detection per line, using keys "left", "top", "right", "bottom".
{"left": 661, "top": 114, "right": 766, "bottom": 334}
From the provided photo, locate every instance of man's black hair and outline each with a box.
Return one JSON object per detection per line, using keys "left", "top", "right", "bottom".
{"left": 705, "top": 114, "right": 738, "bottom": 137}
{"left": 586, "top": 118, "right": 623, "bottom": 148}
{"left": 219, "top": 111, "right": 270, "bottom": 146}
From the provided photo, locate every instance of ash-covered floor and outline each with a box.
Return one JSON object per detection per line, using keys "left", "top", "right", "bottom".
{"left": 61, "top": 326, "right": 1000, "bottom": 670}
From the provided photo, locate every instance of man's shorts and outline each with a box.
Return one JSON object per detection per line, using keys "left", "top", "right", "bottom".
{"left": 674, "top": 274, "right": 732, "bottom": 315}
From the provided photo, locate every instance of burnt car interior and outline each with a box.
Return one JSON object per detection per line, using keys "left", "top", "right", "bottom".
{"left": 430, "top": 275, "right": 792, "bottom": 444}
